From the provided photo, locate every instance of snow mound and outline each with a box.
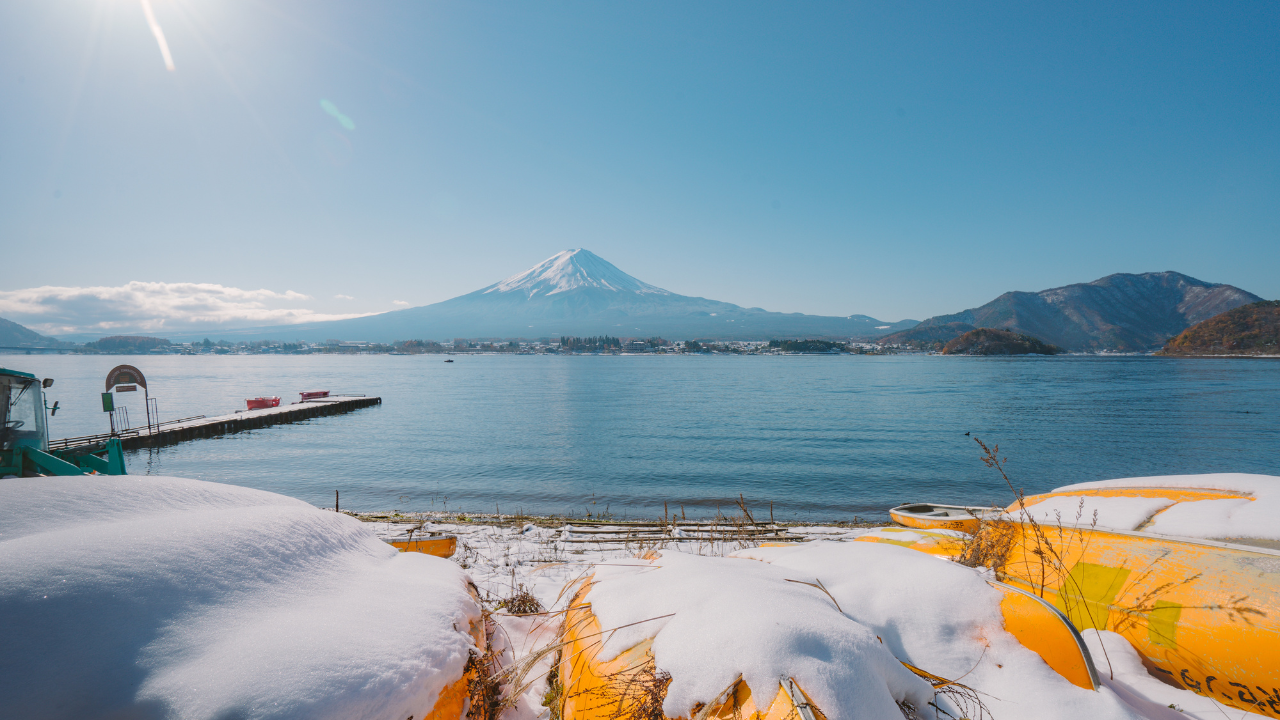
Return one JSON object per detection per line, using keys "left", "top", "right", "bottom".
{"left": 1014, "top": 495, "right": 1174, "bottom": 531}
{"left": 1051, "top": 473, "right": 1280, "bottom": 540}
{"left": 485, "top": 249, "right": 671, "bottom": 298}
{"left": 0, "top": 476, "right": 480, "bottom": 720}
{"left": 586, "top": 550, "right": 935, "bottom": 720}
{"left": 734, "top": 542, "right": 1155, "bottom": 720}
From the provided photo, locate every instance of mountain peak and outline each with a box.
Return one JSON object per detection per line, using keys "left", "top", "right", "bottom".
{"left": 484, "top": 249, "right": 671, "bottom": 298}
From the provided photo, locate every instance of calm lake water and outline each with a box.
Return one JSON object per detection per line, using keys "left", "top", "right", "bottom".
{"left": 12, "top": 354, "right": 1280, "bottom": 520}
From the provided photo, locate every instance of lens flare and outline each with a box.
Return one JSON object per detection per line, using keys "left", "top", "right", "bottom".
{"left": 320, "top": 100, "right": 356, "bottom": 130}
{"left": 139, "top": 0, "right": 175, "bottom": 71}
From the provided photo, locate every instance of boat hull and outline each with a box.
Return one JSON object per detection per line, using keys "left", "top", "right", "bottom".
{"left": 990, "top": 580, "right": 1098, "bottom": 690}
{"left": 390, "top": 535, "right": 458, "bottom": 558}
{"left": 889, "top": 504, "right": 997, "bottom": 533}
{"left": 865, "top": 520, "right": 1280, "bottom": 716}
{"left": 1001, "top": 524, "right": 1280, "bottom": 717}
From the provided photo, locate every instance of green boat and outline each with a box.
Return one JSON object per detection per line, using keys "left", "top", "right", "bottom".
{"left": 1, "top": 367, "right": 126, "bottom": 477}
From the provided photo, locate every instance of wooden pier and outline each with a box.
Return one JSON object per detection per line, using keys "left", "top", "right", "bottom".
{"left": 51, "top": 395, "right": 381, "bottom": 452}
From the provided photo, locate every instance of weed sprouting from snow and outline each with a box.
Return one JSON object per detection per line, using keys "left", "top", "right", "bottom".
{"left": 955, "top": 514, "right": 1015, "bottom": 573}
{"left": 498, "top": 583, "right": 545, "bottom": 615}
{"left": 597, "top": 663, "right": 672, "bottom": 720}
{"left": 898, "top": 658, "right": 991, "bottom": 720}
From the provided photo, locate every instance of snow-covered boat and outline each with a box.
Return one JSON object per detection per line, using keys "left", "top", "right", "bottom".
{"left": 558, "top": 573, "right": 839, "bottom": 720}
{"left": 888, "top": 503, "right": 1001, "bottom": 533}
{"left": 1001, "top": 521, "right": 1279, "bottom": 716}
{"left": 881, "top": 474, "right": 1280, "bottom": 718}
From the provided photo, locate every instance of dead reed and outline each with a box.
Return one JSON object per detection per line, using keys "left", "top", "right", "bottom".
{"left": 954, "top": 515, "right": 1015, "bottom": 572}
{"left": 466, "top": 615, "right": 505, "bottom": 720}
{"left": 598, "top": 664, "right": 672, "bottom": 720}
{"left": 498, "top": 583, "right": 546, "bottom": 615}
{"left": 898, "top": 659, "right": 990, "bottom": 720}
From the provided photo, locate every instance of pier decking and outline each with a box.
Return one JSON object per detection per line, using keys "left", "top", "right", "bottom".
{"left": 51, "top": 395, "right": 381, "bottom": 452}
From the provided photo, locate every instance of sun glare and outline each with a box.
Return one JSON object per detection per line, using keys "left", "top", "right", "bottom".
{"left": 139, "top": 0, "right": 175, "bottom": 71}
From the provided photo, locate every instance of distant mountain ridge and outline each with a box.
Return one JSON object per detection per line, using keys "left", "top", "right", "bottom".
{"left": 0, "top": 317, "right": 67, "bottom": 348}
{"left": 886, "top": 272, "right": 1261, "bottom": 351}
{"left": 175, "top": 249, "right": 917, "bottom": 342}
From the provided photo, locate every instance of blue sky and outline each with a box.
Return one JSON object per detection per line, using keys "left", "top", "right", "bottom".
{"left": 1, "top": 1, "right": 1277, "bottom": 335}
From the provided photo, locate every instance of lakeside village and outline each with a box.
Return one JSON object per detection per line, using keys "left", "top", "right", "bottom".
{"left": 63, "top": 334, "right": 894, "bottom": 355}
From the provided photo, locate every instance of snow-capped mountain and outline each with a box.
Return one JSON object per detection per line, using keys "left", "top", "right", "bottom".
{"left": 485, "top": 249, "right": 671, "bottom": 298}
{"left": 176, "top": 250, "right": 917, "bottom": 342}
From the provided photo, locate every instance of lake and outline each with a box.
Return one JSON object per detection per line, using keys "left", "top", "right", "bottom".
{"left": 11, "top": 354, "right": 1280, "bottom": 520}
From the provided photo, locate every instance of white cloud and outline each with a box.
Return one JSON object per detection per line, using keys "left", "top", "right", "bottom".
{"left": 0, "top": 282, "right": 374, "bottom": 336}
{"left": 392, "top": 300, "right": 410, "bottom": 306}
{"left": 334, "top": 294, "right": 355, "bottom": 300}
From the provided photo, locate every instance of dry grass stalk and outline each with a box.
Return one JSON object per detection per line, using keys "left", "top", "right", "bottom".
{"left": 898, "top": 659, "right": 990, "bottom": 720}
{"left": 466, "top": 613, "right": 505, "bottom": 720}
{"left": 596, "top": 662, "right": 672, "bottom": 720}
{"left": 404, "top": 513, "right": 429, "bottom": 544}
{"left": 971, "top": 437, "right": 1122, "bottom": 675}
{"left": 784, "top": 578, "right": 843, "bottom": 613}
{"left": 974, "top": 440, "right": 1100, "bottom": 598}
{"left": 542, "top": 652, "right": 564, "bottom": 720}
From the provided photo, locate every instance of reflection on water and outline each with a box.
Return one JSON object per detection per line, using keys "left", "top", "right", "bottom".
{"left": 18, "top": 354, "right": 1280, "bottom": 520}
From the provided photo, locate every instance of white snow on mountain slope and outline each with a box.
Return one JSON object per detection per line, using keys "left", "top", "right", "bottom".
{"left": 484, "top": 249, "right": 673, "bottom": 298}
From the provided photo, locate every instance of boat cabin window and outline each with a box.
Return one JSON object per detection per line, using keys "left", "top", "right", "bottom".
{"left": 1, "top": 375, "right": 46, "bottom": 451}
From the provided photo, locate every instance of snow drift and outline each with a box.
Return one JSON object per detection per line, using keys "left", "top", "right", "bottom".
{"left": 1048, "top": 473, "right": 1280, "bottom": 540}
{"left": 0, "top": 476, "right": 480, "bottom": 720}
{"left": 583, "top": 544, "right": 1159, "bottom": 720}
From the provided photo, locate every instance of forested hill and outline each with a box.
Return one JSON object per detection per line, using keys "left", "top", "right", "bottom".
{"left": 941, "top": 328, "right": 1061, "bottom": 356}
{"left": 1158, "top": 300, "right": 1280, "bottom": 356}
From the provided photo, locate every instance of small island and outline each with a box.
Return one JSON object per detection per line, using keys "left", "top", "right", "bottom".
{"left": 1158, "top": 300, "right": 1280, "bottom": 356}
{"left": 942, "top": 328, "right": 1061, "bottom": 356}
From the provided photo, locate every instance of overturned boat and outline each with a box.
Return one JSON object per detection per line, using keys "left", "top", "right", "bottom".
{"left": 883, "top": 474, "right": 1280, "bottom": 717}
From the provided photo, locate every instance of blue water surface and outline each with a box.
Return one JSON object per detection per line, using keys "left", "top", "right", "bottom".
{"left": 15, "top": 354, "right": 1280, "bottom": 520}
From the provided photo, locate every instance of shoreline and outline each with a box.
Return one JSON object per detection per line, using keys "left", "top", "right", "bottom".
{"left": 343, "top": 509, "right": 885, "bottom": 533}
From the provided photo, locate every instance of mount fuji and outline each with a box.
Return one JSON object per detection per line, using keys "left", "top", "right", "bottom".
{"left": 185, "top": 250, "right": 916, "bottom": 342}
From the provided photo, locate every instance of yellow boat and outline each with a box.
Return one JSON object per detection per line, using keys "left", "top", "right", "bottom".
{"left": 390, "top": 534, "right": 458, "bottom": 558}
{"left": 853, "top": 526, "right": 967, "bottom": 557}
{"left": 888, "top": 503, "right": 1001, "bottom": 533}
{"left": 424, "top": 579, "right": 489, "bottom": 720}
{"left": 1019, "top": 486, "right": 1250, "bottom": 506}
{"left": 999, "top": 523, "right": 1280, "bottom": 717}
{"left": 989, "top": 580, "right": 1098, "bottom": 690}
{"left": 558, "top": 579, "right": 829, "bottom": 720}
{"left": 863, "top": 516, "right": 1280, "bottom": 716}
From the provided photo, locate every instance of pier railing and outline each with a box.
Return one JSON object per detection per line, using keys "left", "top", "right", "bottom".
{"left": 50, "top": 396, "right": 380, "bottom": 452}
